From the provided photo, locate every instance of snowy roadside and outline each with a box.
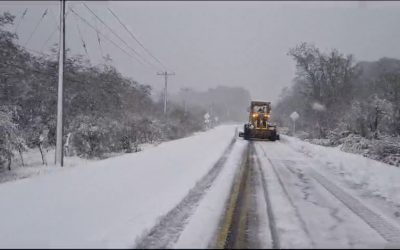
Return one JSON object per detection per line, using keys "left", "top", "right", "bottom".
{"left": 1, "top": 127, "right": 224, "bottom": 185}
{"left": 0, "top": 125, "right": 237, "bottom": 248}
{"left": 302, "top": 134, "right": 400, "bottom": 167}
{"left": 0, "top": 148, "right": 93, "bottom": 184}
{"left": 282, "top": 135, "right": 400, "bottom": 207}
{"left": 0, "top": 141, "right": 161, "bottom": 184}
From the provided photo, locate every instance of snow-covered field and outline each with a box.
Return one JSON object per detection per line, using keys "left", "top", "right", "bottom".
{"left": 0, "top": 125, "right": 239, "bottom": 248}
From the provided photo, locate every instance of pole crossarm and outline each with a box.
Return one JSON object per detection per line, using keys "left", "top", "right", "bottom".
{"left": 156, "top": 71, "right": 175, "bottom": 115}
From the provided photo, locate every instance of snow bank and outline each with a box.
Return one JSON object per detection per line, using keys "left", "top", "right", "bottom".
{"left": 0, "top": 125, "right": 237, "bottom": 248}
{"left": 283, "top": 135, "right": 400, "bottom": 206}
{"left": 303, "top": 133, "right": 400, "bottom": 167}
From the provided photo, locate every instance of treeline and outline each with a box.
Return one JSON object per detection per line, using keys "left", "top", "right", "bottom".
{"left": 274, "top": 42, "right": 400, "bottom": 166}
{"left": 0, "top": 12, "right": 204, "bottom": 169}
{"left": 171, "top": 86, "right": 252, "bottom": 122}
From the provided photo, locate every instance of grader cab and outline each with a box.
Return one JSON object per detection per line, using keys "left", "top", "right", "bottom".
{"left": 239, "top": 101, "right": 280, "bottom": 141}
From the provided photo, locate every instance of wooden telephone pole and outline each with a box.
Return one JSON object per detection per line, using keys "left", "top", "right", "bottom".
{"left": 157, "top": 71, "right": 175, "bottom": 114}
{"left": 55, "top": 0, "right": 65, "bottom": 166}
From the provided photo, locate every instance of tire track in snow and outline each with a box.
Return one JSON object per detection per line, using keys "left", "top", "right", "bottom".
{"left": 134, "top": 134, "right": 237, "bottom": 249}
{"left": 281, "top": 136, "right": 400, "bottom": 244}
{"left": 253, "top": 143, "right": 281, "bottom": 249}
{"left": 282, "top": 162, "right": 345, "bottom": 233}
{"left": 282, "top": 162, "right": 357, "bottom": 246}
{"left": 256, "top": 143, "right": 315, "bottom": 248}
{"left": 308, "top": 168, "right": 400, "bottom": 244}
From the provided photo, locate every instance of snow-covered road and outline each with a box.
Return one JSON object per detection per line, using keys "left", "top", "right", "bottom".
{"left": 252, "top": 139, "right": 400, "bottom": 248}
{"left": 212, "top": 136, "right": 400, "bottom": 249}
{"left": 1, "top": 125, "right": 400, "bottom": 248}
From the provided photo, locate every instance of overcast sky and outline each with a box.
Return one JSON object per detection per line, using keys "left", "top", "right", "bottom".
{"left": 2, "top": 1, "right": 400, "bottom": 102}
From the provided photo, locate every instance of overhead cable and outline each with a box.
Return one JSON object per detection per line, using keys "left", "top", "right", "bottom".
{"left": 82, "top": 3, "right": 160, "bottom": 69}
{"left": 107, "top": 7, "right": 168, "bottom": 71}
{"left": 24, "top": 8, "right": 48, "bottom": 47}
{"left": 14, "top": 8, "right": 28, "bottom": 34}
{"left": 69, "top": 7, "right": 142, "bottom": 65}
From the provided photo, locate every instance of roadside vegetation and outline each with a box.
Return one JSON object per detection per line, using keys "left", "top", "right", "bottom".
{"left": 0, "top": 12, "right": 207, "bottom": 171}
{"left": 275, "top": 42, "right": 400, "bottom": 166}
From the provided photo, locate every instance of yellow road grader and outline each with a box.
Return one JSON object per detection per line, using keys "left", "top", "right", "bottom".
{"left": 239, "top": 101, "right": 280, "bottom": 141}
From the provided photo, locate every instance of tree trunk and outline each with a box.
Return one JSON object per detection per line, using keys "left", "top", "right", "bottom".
{"left": 374, "top": 106, "right": 379, "bottom": 139}
{"left": 38, "top": 143, "right": 47, "bottom": 166}
{"left": 18, "top": 149, "right": 24, "bottom": 167}
{"left": 7, "top": 154, "right": 11, "bottom": 171}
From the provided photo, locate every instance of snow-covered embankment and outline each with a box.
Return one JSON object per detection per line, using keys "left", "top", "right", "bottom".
{"left": 0, "top": 125, "right": 238, "bottom": 248}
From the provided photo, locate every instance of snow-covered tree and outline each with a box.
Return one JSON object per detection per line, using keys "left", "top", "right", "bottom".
{"left": 284, "top": 42, "right": 357, "bottom": 138}
{"left": 0, "top": 110, "right": 23, "bottom": 170}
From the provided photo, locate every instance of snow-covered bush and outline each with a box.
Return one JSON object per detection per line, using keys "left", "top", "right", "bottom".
{"left": 340, "top": 134, "right": 370, "bottom": 154}
{"left": 68, "top": 115, "right": 111, "bottom": 158}
{"left": 295, "top": 131, "right": 311, "bottom": 140}
{"left": 0, "top": 110, "right": 23, "bottom": 170}
{"left": 338, "top": 134, "right": 400, "bottom": 167}
{"left": 367, "top": 135, "right": 400, "bottom": 166}
{"left": 305, "top": 138, "right": 333, "bottom": 147}
{"left": 68, "top": 115, "right": 169, "bottom": 158}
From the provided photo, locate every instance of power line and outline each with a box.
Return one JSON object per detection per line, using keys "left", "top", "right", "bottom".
{"left": 92, "top": 15, "right": 104, "bottom": 60}
{"left": 39, "top": 10, "right": 71, "bottom": 53}
{"left": 24, "top": 8, "right": 48, "bottom": 47}
{"left": 82, "top": 3, "right": 147, "bottom": 65}
{"left": 49, "top": 8, "right": 61, "bottom": 29}
{"left": 14, "top": 8, "right": 28, "bottom": 34}
{"left": 38, "top": 10, "right": 59, "bottom": 53}
{"left": 82, "top": 3, "right": 159, "bottom": 70}
{"left": 68, "top": 7, "right": 141, "bottom": 65}
{"left": 50, "top": 8, "right": 71, "bottom": 30}
{"left": 106, "top": 7, "right": 168, "bottom": 71}
{"left": 74, "top": 16, "right": 90, "bottom": 60}
{"left": 40, "top": 24, "right": 58, "bottom": 53}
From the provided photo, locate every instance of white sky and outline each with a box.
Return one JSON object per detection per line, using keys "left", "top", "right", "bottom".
{"left": 2, "top": 1, "right": 400, "bottom": 102}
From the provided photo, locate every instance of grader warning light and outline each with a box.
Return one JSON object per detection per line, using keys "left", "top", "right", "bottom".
{"left": 238, "top": 101, "right": 280, "bottom": 141}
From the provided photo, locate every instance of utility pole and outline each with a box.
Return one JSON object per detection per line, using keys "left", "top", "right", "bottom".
{"left": 55, "top": 0, "right": 65, "bottom": 167}
{"left": 157, "top": 71, "right": 175, "bottom": 115}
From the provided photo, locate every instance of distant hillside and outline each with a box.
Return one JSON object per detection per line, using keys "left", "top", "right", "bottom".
{"left": 356, "top": 57, "right": 400, "bottom": 82}
{"left": 170, "top": 86, "right": 251, "bottom": 122}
